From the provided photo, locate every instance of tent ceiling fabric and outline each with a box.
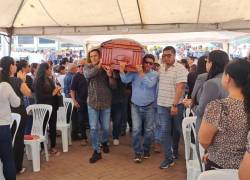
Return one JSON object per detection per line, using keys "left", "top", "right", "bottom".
{"left": 44, "top": 31, "right": 248, "bottom": 44}
{"left": 1, "top": 0, "right": 250, "bottom": 35}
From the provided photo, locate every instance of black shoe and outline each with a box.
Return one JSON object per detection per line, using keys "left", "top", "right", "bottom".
{"left": 160, "top": 159, "right": 175, "bottom": 169}
{"left": 120, "top": 130, "right": 126, "bottom": 136}
{"left": 173, "top": 150, "right": 179, "bottom": 160}
{"left": 134, "top": 153, "right": 143, "bottom": 163}
{"left": 143, "top": 151, "right": 150, "bottom": 159}
{"left": 173, "top": 154, "right": 179, "bottom": 160}
{"left": 89, "top": 151, "right": 102, "bottom": 163}
{"left": 102, "top": 142, "right": 110, "bottom": 153}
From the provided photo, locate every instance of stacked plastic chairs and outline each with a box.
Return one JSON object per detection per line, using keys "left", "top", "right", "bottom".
{"left": 182, "top": 116, "right": 205, "bottom": 180}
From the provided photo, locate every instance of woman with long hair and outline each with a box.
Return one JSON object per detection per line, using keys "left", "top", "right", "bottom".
{"left": 1, "top": 56, "right": 32, "bottom": 174}
{"left": 184, "top": 51, "right": 229, "bottom": 171}
{"left": 0, "top": 57, "right": 20, "bottom": 180}
{"left": 33, "top": 62, "right": 62, "bottom": 155}
{"left": 199, "top": 60, "right": 250, "bottom": 170}
{"left": 193, "top": 50, "right": 229, "bottom": 132}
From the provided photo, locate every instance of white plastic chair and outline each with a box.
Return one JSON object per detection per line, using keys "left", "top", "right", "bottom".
{"left": 25, "top": 104, "right": 52, "bottom": 172}
{"left": 198, "top": 169, "right": 239, "bottom": 180}
{"left": 57, "top": 98, "right": 74, "bottom": 152}
{"left": 10, "top": 113, "right": 21, "bottom": 146}
{"left": 0, "top": 160, "right": 4, "bottom": 180}
{"left": 182, "top": 116, "right": 204, "bottom": 180}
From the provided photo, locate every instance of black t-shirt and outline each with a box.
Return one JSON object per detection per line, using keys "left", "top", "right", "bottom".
{"left": 9, "top": 77, "right": 23, "bottom": 100}
{"left": 70, "top": 72, "right": 88, "bottom": 103}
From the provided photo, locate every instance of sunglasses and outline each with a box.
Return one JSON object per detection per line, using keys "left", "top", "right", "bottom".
{"left": 144, "top": 61, "right": 153, "bottom": 65}
{"left": 78, "top": 65, "right": 84, "bottom": 68}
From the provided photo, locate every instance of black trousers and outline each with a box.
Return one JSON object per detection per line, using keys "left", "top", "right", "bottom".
{"left": 48, "top": 109, "right": 57, "bottom": 148}
{"left": 77, "top": 102, "right": 89, "bottom": 139}
{"left": 12, "top": 105, "right": 26, "bottom": 173}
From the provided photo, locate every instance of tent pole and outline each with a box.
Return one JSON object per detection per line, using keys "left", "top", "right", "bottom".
{"left": 6, "top": 28, "right": 13, "bottom": 56}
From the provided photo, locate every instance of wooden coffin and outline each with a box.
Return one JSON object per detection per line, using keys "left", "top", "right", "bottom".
{"left": 100, "top": 39, "right": 145, "bottom": 72}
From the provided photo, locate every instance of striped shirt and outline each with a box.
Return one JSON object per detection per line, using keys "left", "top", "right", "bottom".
{"left": 157, "top": 62, "right": 188, "bottom": 107}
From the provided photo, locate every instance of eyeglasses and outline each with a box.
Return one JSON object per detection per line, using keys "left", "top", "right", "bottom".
{"left": 144, "top": 61, "right": 153, "bottom": 65}
{"left": 162, "top": 54, "right": 173, "bottom": 58}
{"left": 78, "top": 65, "right": 84, "bottom": 68}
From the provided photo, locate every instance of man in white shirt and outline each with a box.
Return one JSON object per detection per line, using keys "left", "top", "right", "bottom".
{"left": 157, "top": 46, "right": 188, "bottom": 169}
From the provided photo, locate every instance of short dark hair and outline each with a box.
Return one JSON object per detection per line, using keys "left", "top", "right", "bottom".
{"left": 30, "top": 63, "right": 38, "bottom": 75}
{"left": 143, "top": 54, "right": 155, "bottom": 63}
{"left": 17, "top": 60, "right": 29, "bottom": 72}
{"left": 197, "top": 55, "right": 207, "bottom": 75}
{"left": 179, "top": 59, "right": 189, "bottom": 70}
{"left": 87, "top": 48, "right": 101, "bottom": 63}
{"left": 60, "top": 57, "right": 68, "bottom": 65}
{"left": 163, "top": 46, "right": 176, "bottom": 55}
{"left": 58, "top": 65, "right": 65, "bottom": 73}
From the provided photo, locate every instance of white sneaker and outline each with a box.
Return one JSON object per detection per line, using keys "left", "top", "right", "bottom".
{"left": 113, "top": 139, "right": 119, "bottom": 146}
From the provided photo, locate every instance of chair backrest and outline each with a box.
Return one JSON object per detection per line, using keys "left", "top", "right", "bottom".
{"left": 57, "top": 98, "right": 74, "bottom": 125}
{"left": 198, "top": 169, "right": 239, "bottom": 180}
{"left": 64, "top": 98, "right": 74, "bottom": 123}
{"left": 26, "top": 104, "right": 52, "bottom": 137}
{"left": 10, "top": 113, "right": 21, "bottom": 146}
{"left": 182, "top": 116, "right": 197, "bottom": 161}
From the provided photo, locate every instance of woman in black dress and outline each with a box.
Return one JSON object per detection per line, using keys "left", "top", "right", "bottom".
{"left": 33, "top": 62, "right": 61, "bottom": 155}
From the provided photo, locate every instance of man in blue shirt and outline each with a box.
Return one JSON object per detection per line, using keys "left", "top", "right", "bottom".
{"left": 120, "top": 54, "right": 159, "bottom": 163}
{"left": 64, "top": 63, "right": 77, "bottom": 98}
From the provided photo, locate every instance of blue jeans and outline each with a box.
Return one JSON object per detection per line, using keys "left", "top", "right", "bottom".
{"left": 0, "top": 125, "right": 16, "bottom": 180}
{"left": 158, "top": 104, "right": 184, "bottom": 161}
{"left": 88, "top": 106, "right": 111, "bottom": 153}
{"left": 153, "top": 107, "right": 161, "bottom": 143}
{"left": 111, "top": 103, "right": 123, "bottom": 139}
{"left": 131, "top": 103, "right": 154, "bottom": 154}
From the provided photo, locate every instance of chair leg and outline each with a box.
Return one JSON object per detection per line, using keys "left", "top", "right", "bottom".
{"left": 30, "top": 142, "right": 41, "bottom": 172}
{"left": 61, "top": 128, "right": 69, "bottom": 152}
{"left": 25, "top": 144, "right": 32, "bottom": 160}
{"left": 43, "top": 141, "right": 49, "bottom": 162}
{"left": 68, "top": 127, "right": 72, "bottom": 145}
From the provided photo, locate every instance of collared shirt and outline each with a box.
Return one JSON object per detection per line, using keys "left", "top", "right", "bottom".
{"left": 64, "top": 72, "right": 74, "bottom": 98}
{"left": 157, "top": 62, "right": 188, "bottom": 107}
{"left": 70, "top": 72, "right": 88, "bottom": 103}
{"left": 84, "top": 64, "right": 112, "bottom": 110}
{"left": 120, "top": 70, "right": 159, "bottom": 106}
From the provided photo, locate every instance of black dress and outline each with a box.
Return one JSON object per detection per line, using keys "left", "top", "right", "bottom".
{"left": 33, "top": 77, "right": 59, "bottom": 148}
{"left": 9, "top": 77, "right": 27, "bottom": 173}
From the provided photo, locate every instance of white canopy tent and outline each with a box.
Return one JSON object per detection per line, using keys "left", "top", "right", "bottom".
{"left": 44, "top": 31, "right": 249, "bottom": 45}
{"left": 1, "top": 0, "right": 250, "bottom": 36}
{"left": 1, "top": 0, "right": 250, "bottom": 56}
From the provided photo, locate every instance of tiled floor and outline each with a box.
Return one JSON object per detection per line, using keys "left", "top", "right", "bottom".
{"left": 17, "top": 134, "right": 186, "bottom": 180}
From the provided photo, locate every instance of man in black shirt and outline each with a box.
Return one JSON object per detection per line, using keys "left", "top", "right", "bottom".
{"left": 70, "top": 61, "right": 89, "bottom": 145}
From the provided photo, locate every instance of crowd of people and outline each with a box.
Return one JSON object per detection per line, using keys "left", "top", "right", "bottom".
{"left": 0, "top": 45, "right": 250, "bottom": 180}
